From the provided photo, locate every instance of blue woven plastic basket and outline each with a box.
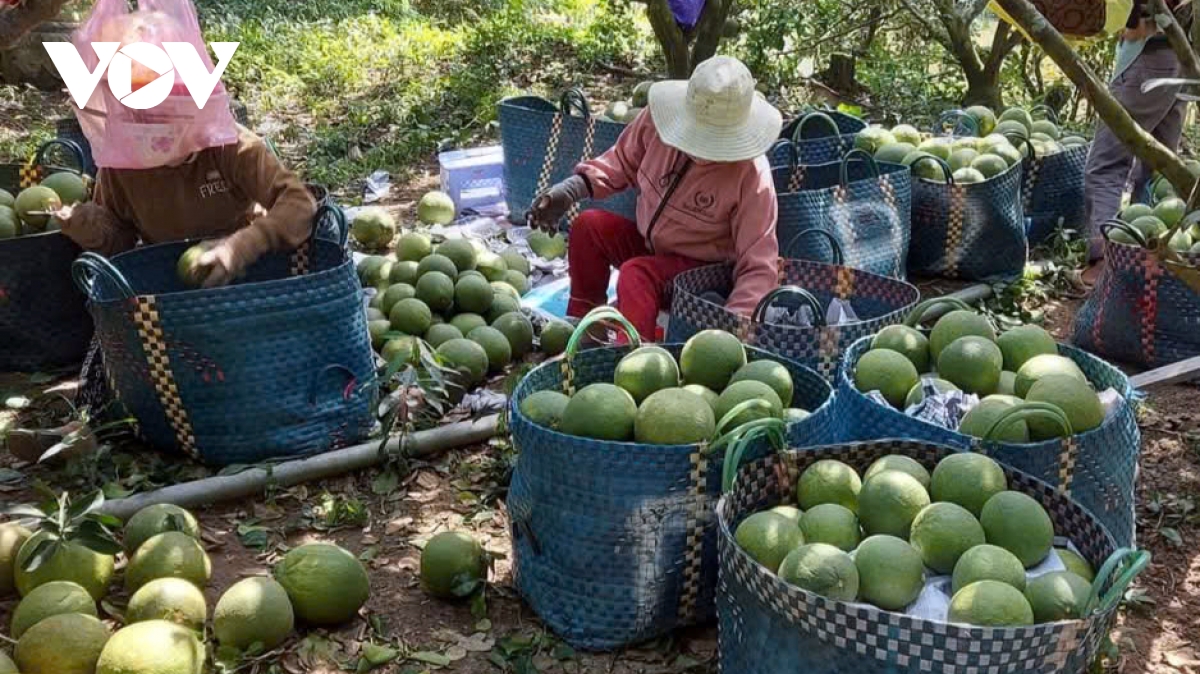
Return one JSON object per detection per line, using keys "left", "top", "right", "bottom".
{"left": 717, "top": 440, "right": 1149, "bottom": 674}
{"left": 498, "top": 90, "right": 636, "bottom": 230}
{"left": 769, "top": 110, "right": 866, "bottom": 167}
{"left": 666, "top": 237, "right": 920, "bottom": 381}
{"left": 1024, "top": 143, "right": 1088, "bottom": 245}
{"left": 508, "top": 311, "right": 835, "bottom": 650}
{"left": 71, "top": 204, "right": 376, "bottom": 466}
{"left": 833, "top": 333, "right": 1140, "bottom": 548}
{"left": 0, "top": 139, "right": 95, "bottom": 372}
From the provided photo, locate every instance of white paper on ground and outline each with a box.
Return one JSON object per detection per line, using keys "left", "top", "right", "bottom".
{"left": 763, "top": 298, "right": 860, "bottom": 328}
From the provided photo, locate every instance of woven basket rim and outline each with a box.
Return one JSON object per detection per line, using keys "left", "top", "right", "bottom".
{"left": 0, "top": 229, "right": 75, "bottom": 246}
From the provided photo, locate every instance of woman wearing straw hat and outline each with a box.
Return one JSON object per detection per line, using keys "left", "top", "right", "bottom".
{"left": 529, "top": 56, "right": 783, "bottom": 340}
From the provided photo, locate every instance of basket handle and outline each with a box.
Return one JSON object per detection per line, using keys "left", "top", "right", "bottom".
{"left": 1101, "top": 219, "right": 1148, "bottom": 248}
{"left": 313, "top": 202, "right": 349, "bottom": 249}
{"left": 72, "top": 252, "right": 136, "bottom": 300}
{"left": 1029, "top": 104, "right": 1060, "bottom": 125}
{"left": 980, "top": 402, "right": 1074, "bottom": 443}
{"left": 791, "top": 111, "right": 841, "bottom": 143}
{"left": 903, "top": 296, "right": 973, "bottom": 327}
{"left": 559, "top": 88, "right": 591, "bottom": 118}
{"left": 839, "top": 148, "right": 881, "bottom": 187}
{"left": 34, "top": 138, "right": 88, "bottom": 175}
{"left": 564, "top": 307, "right": 640, "bottom": 361}
{"left": 751, "top": 285, "right": 826, "bottom": 327}
{"left": 784, "top": 227, "right": 844, "bottom": 265}
{"left": 937, "top": 109, "right": 979, "bottom": 137}
{"left": 770, "top": 139, "right": 799, "bottom": 171}
{"left": 1005, "top": 133, "right": 1037, "bottom": 161}
{"left": 712, "top": 417, "right": 788, "bottom": 492}
{"left": 1086, "top": 547, "right": 1151, "bottom": 614}
{"left": 908, "top": 154, "right": 955, "bottom": 185}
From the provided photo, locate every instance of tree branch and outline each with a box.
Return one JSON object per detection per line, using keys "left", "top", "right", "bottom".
{"left": 992, "top": 0, "right": 1196, "bottom": 192}
{"left": 645, "top": 0, "right": 691, "bottom": 78}
{"left": 689, "top": 0, "right": 736, "bottom": 70}
{"left": 1151, "top": 0, "right": 1200, "bottom": 79}
{"left": 0, "top": 0, "right": 72, "bottom": 50}
{"left": 895, "top": 0, "right": 952, "bottom": 46}
{"left": 957, "top": 0, "right": 993, "bottom": 23}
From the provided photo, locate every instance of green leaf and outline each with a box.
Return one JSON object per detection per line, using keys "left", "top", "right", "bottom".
{"left": 102, "top": 482, "right": 133, "bottom": 499}
{"left": 362, "top": 643, "right": 399, "bottom": 667}
{"left": 408, "top": 651, "right": 452, "bottom": 666}
{"left": 4, "top": 504, "right": 47, "bottom": 519}
{"left": 469, "top": 588, "right": 487, "bottom": 620}
{"left": 67, "top": 490, "right": 106, "bottom": 520}
{"left": 22, "top": 538, "right": 60, "bottom": 573}
{"left": 85, "top": 512, "right": 124, "bottom": 529}
{"left": 237, "top": 524, "right": 271, "bottom": 550}
{"left": 1160, "top": 527, "right": 1183, "bottom": 547}
{"left": 371, "top": 469, "right": 400, "bottom": 495}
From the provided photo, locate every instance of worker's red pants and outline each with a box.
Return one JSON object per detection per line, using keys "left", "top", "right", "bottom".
{"left": 566, "top": 209, "right": 704, "bottom": 340}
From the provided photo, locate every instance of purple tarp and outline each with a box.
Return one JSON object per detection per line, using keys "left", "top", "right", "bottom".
{"left": 668, "top": 0, "right": 706, "bottom": 29}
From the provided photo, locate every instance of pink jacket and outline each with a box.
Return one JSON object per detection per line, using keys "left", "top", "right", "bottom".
{"left": 575, "top": 111, "right": 779, "bottom": 316}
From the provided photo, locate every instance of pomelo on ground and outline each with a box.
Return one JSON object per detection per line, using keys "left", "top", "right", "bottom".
{"left": 634, "top": 388, "right": 715, "bottom": 445}
{"left": 874, "top": 142, "right": 917, "bottom": 165}
{"left": 381, "top": 336, "right": 419, "bottom": 366}
{"left": 863, "top": 454, "right": 931, "bottom": 489}
{"left": 540, "top": 321, "right": 573, "bottom": 356}
{"left": 908, "top": 502, "right": 986, "bottom": 574}
{"left": 1024, "top": 375, "right": 1104, "bottom": 438}
{"left": 904, "top": 377, "right": 958, "bottom": 408}
{"left": 1025, "top": 571, "right": 1090, "bottom": 623}
{"left": 502, "top": 270, "right": 529, "bottom": 294}
{"left": 527, "top": 231, "right": 566, "bottom": 260}
{"left": 870, "top": 324, "right": 929, "bottom": 372}
{"left": 615, "top": 346, "right": 681, "bottom": 403}
{"left": 520, "top": 390, "right": 571, "bottom": 429}
{"left": 487, "top": 294, "right": 522, "bottom": 323}
{"left": 11, "top": 580, "right": 97, "bottom": 638}
{"left": 948, "top": 580, "right": 1034, "bottom": 626}
{"left": 800, "top": 504, "right": 861, "bottom": 551}
{"left": 395, "top": 233, "right": 432, "bottom": 262}
{"left": 96, "top": 620, "right": 204, "bottom": 674}
{"left": 437, "top": 238, "right": 478, "bottom": 274}
{"left": 380, "top": 283, "right": 416, "bottom": 314}
{"left": 855, "top": 349, "right": 920, "bottom": 409}
{"left": 369, "top": 319, "right": 392, "bottom": 348}
{"left": 275, "top": 543, "right": 370, "bottom": 624}
{"left": 735, "top": 511, "right": 805, "bottom": 572}
{"left": 125, "top": 531, "right": 212, "bottom": 592}
{"left": 416, "top": 271, "right": 455, "bottom": 313}
{"left": 854, "top": 535, "right": 924, "bottom": 610}
{"left": 455, "top": 275, "right": 494, "bottom": 314}
{"left": 492, "top": 312, "right": 535, "bottom": 358}
{"left": 437, "top": 338, "right": 490, "bottom": 386}
{"left": 1056, "top": 548, "right": 1095, "bottom": 582}
{"left": 729, "top": 360, "right": 794, "bottom": 407}
{"left": 390, "top": 298, "right": 432, "bottom": 336}
{"left": 777, "top": 543, "right": 859, "bottom": 601}
{"left": 15, "top": 532, "right": 114, "bottom": 600}
{"left": 858, "top": 471, "right": 930, "bottom": 538}
{"left": 929, "top": 310, "right": 995, "bottom": 363}
{"left": 938, "top": 336, "right": 1002, "bottom": 395}
{"left": 41, "top": 172, "right": 88, "bottom": 205}
{"left": 476, "top": 251, "right": 508, "bottom": 282}
{"left": 980, "top": 491, "right": 1054, "bottom": 567}
{"left": 501, "top": 248, "right": 532, "bottom": 276}
{"left": 680, "top": 330, "right": 746, "bottom": 391}
{"left": 214, "top": 577, "right": 295, "bottom": 649}
{"left": 770, "top": 505, "right": 803, "bottom": 526}
{"left": 467, "top": 326, "right": 512, "bottom": 373}
{"left": 797, "top": 460, "right": 862, "bottom": 512}
{"left": 0, "top": 652, "right": 15, "bottom": 674}
{"left": 425, "top": 322, "right": 464, "bottom": 348}
{"left": 449, "top": 312, "right": 487, "bottom": 336}
{"left": 0, "top": 523, "right": 32, "bottom": 596}
{"left": 357, "top": 256, "right": 388, "bottom": 284}
{"left": 714, "top": 380, "right": 783, "bottom": 429}
{"left": 1014, "top": 354, "right": 1086, "bottom": 398}
{"left": 417, "top": 253, "right": 458, "bottom": 281}
{"left": 559, "top": 383, "right": 637, "bottom": 441}
{"left": 996, "top": 325, "right": 1057, "bottom": 372}
{"left": 958, "top": 394, "right": 1028, "bottom": 442}
{"left": 420, "top": 531, "right": 487, "bottom": 599}
{"left": 930, "top": 453, "right": 1007, "bottom": 516}
{"left": 952, "top": 544, "right": 1027, "bottom": 593}
{"left": 126, "top": 577, "right": 207, "bottom": 630}
{"left": 418, "top": 191, "right": 456, "bottom": 225}
{"left": 16, "top": 612, "right": 110, "bottom": 674}
{"left": 14, "top": 186, "right": 61, "bottom": 231}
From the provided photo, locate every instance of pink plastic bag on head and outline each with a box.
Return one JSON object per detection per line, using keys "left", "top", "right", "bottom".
{"left": 71, "top": 0, "right": 238, "bottom": 169}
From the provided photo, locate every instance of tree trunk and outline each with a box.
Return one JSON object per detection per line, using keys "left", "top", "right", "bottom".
{"left": 644, "top": 0, "right": 735, "bottom": 78}
{"left": 0, "top": 0, "right": 72, "bottom": 49}
{"left": 963, "top": 69, "right": 1003, "bottom": 108}
{"left": 822, "top": 53, "right": 859, "bottom": 93}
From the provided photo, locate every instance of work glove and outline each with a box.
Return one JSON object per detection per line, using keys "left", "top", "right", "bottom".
{"left": 528, "top": 174, "right": 590, "bottom": 231}
{"left": 194, "top": 226, "right": 271, "bottom": 288}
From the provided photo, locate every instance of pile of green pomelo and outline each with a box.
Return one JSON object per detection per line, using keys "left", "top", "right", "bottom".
{"left": 0, "top": 173, "right": 90, "bottom": 240}
{"left": 1107, "top": 194, "right": 1200, "bottom": 255}
{"left": 735, "top": 451, "right": 1097, "bottom": 626}
{"left": 855, "top": 105, "right": 1087, "bottom": 185}
{"left": 859, "top": 307, "right": 1107, "bottom": 443}
{"left": 599, "top": 81, "right": 654, "bottom": 124}
{"left": 520, "top": 329, "right": 812, "bottom": 444}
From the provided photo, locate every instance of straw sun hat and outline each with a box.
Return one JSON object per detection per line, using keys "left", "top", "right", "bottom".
{"left": 648, "top": 56, "right": 783, "bottom": 163}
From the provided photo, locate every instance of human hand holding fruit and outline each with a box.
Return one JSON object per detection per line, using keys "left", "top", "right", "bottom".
{"left": 528, "top": 174, "right": 589, "bottom": 232}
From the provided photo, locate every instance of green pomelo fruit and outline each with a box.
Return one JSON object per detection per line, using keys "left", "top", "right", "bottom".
{"left": 449, "top": 312, "right": 487, "bottom": 336}
{"left": 929, "top": 310, "right": 995, "bottom": 363}
{"left": 560, "top": 383, "right": 637, "bottom": 441}
{"left": 11, "top": 580, "right": 97, "bottom": 638}
{"left": 903, "top": 151, "right": 946, "bottom": 182}
{"left": 380, "top": 283, "right": 416, "bottom": 314}
{"left": 367, "top": 305, "right": 388, "bottom": 322}
{"left": 438, "top": 338, "right": 490, "bottom": 386}
{"left": 1191, "top": 240, "right": 1200, "bottom": 254}
{"left": 491, "top": 281, "right": 521, "bottom": 300}
{"left": 858, "top": 471, "right": 930, "bottom": 538}
{"left": 680, "top": 330, "right": 747, "bottom": 391}
{"left": 1014, "top": 354, "right": 1086, "bottom": 398}
{"left": 1154, "top": 177, "right": 1177, "bottom": 201}
{"left": 0, "top": 187, "right": 14, "bottom": 207}
{"left": 126, "top": 577, "right": 207, "bottom": 630}
{"left": 420, "top": 531, "right": 487, "bottom": 599}
{"left": 15, "top": 532, "right": 114, "bottom": 600}
{"left": 395, "top": 233, "right": 432, "bottom": 262}
{"left": 949, "top": 148, "right": 979, "bottom": 172}
{"left": 455, "top": 274, "right": 495, "bottom": 315}
{"left": 520, "top": 390, "right": 571, "bottom": 429}
{"left": 0, "top": 652, "right": 15, "bottom": 674}
{"left": 125, "top": 531, "right": 211, "bottom": 592}
{"left": 770, "top": 505, "right": 804, "bottom": 526}
{"left": 528, "top": 231, "right": 567, "bottom": 260}
{"left": 486, "top": 293, "right": 522, "bottom": 323}
{"left": 683, "top": 384, "right": 719, "bottom": 411}
{"left": 714, "top": 380, "right": 783, "bottom": 430}
{"left": 952, "top": 136, "right": 982, "bottom": 152}
{"left": 965, "top": 105, "right": 997, "bottom": 135}
{"left": 176, "top": 245, "right": 207, "bottom": 288}
{"left": 475, "top": 251, "right": 508, "bottom": 283}
{"left": 40, "top": 171, "right": 87, "bottom": 206}
{"left": 998, "top": 106, "right": 1034, "bottom": 129}
{"left": 905, "top": 377, "right": 958, "bottom": 408}
{"left": 15, "top": 186, "right": 61, "bottom": 231}
{"left": 492, "top": 312, "right": 534, "bottom": 358}
{"left": 953, "top": 167, "right": 986, "bottom": 184}
{"left": 800, "top": 504, "right": 861, "bottom": 551}
{"left": 1121, "top": 203, "right": 1155, "bottom": 222}
{"left": 996, "top": 325, "right": 1057, "bottom": 372}
{"left": 1168, "top": 229, "right": 1193, "bottom": 252}
{"left": 436, "top": 238, "right": 478, "bottom": 273}
{"left": 729, "top": 360, "right": 794, "bottom": 407}
{"left": 980, "top": 491, "right": 1054, "bottom": 567}
{"left": 988, "top": 143, "right": 1023, "bottom": 167}
{"left": 930, "top": 453, "right": 1008, "bottom": 517}
{"left": 952, "top": 544, "right": 1027, "bottom": 593}
{"left": 425, "top": 323, "right": 464, "bottom": 348}
{"left": 958, "top": 395, "right": 1028, "bottom": 442}
{"left": 1130, "top": 215, "right": 1167, "bottom": 240}
{"left": 1056, "top": 548, "right": 1095, "bottom": 582}
{"left": 1025, "top": 571, "right": 1090, "bottom": 623}
{"left": 948, "top": 580, "right": 1034, "bottom": 626}
{"left": 96, "top": 620, "right": 204, "bottom": 674}
{"left": 863, "top": 454, "right": 931, "bottom": 490}
{"left": 854, "top": 535, "right": 925, "bottom": 610}
{"left": 467, "top": 326, "right": 512, "bottom": 373}
{"left": 735, "top": 511, "right": 805, "bottom": 572}
{"left": 994, "top": 120, "right": 1031, "bottom": 141}
{"left": 1025, "top": 375, "right": 1104, "bottom": 438}
{"left": 797, "top": 460, "right": 862, "bottom": 513}
{"left": 418, "top": 191, "right": 456, "bottom": 225}
{"left": 275, "top": 543, "right": 370, "bottom": 624}
{"left": 855, "top": 127, "right": 896, "bottom": 154}
{"left": 415, "top": 271, "right": 455, "bottom": 314}
{"left": 540, "top": 320, "right": 573, "bottom": 356}
{"left": 971, "top": 153, "right": 1010, "bottom": 179}
{"left": 871, "top": 324, "right": 930, "bottom": 372}
{"left": 390, "top": 298, "right": 433, "bottom": 336}
{"left": 874, "top": 142, "right": 917, "bottom": 165}
{"left": 855, "top": 349, "right": 920, "bottom": 409}
{"left": 502, "top": 270, "right": 528, "bottom": 294}
{"left": 380, "top": 336, "right": 419, "bottom": 366}
{"left": 214, "top": 577, "right": 294, "bottom": 649}
{"left": 1107, "top": 227, "right": 1140, "bottom": 246}
{"left": 16, "top": 612, "right": 109, "bottom": 674}
{"left": 918, "top": 138, "right": 953, "bottom": 161}
{"left": 777, "top": 544, "right": 859, "bottom": 601}
{"left": 0, "top": 205, "right": 18, "bottom": 239}
{"left": 1, "top": 523, "right": 33, "bottom": 596}
{"left": 785, "top": 408, "right": 811, "bottom": 422}
{"left": 357, "top": 256, "right": 387, "bottom": 283}
{"left": 890, "top": 124, "right": 922, "bottom": 146}
{"left": 938, "top": 336, "right": 1002, "bottom": 395}
{"left": 1031, "top": 120, "right": 1060, "bottom": 139}
{"left": 615, "top": 346, "right": 681, "bottom": 403}
{"left": 500, "top": 248, "right": 531, "bottom": 276}
{"left": 978, "top": 134, "right": 1010, "bottom": 152}
{"left": 635, "top": 388, "right": 715, "bottom": 445}
{"left": 632, "top": 81, "right": 653, "bottom": 108}
{"left": 417, "top": 254, "right": 458, "bottom": 281}
{"left": 1154, "top": 197, "right": 1188, "bottom": 227}
{"left": 908, "top": 502, "right": 986, "bottom": 574}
